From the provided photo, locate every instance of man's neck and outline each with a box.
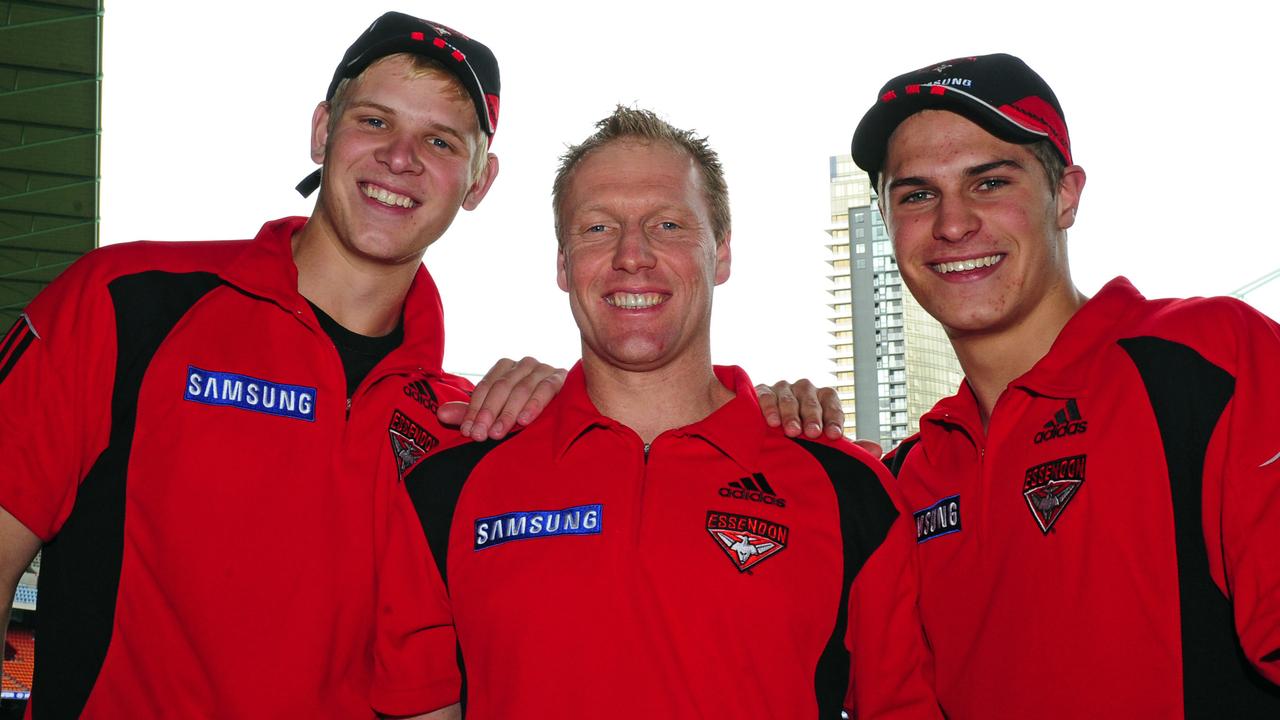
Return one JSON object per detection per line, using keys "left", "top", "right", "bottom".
{"left": 291, "top": 216, "right": 418, "bottom": 336}
{"left": 951, "top": 285, "right": 1089, "bottom": 428}
{"left": 582, "top": 351, "right": 734, "bottom": 444}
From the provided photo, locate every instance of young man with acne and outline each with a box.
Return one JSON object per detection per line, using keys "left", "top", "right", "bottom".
{"left": 846, "top": 53, "right": 1280, "bottom": 718}
{"left": 396, "top": 106, "right": 941, "bottom": 720}
{"left": 0, "top": 13, "right": 568, "bottom": 717}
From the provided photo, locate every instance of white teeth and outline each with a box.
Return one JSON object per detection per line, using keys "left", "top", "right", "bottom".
{"left": 931, "top": 254, "right": 1003, "bottom": 274}
{"left": 605, "top": 292, "right": 666, "bottom": 309}
{"left": 362, "top": 184, "right": 416, "bottom": 208}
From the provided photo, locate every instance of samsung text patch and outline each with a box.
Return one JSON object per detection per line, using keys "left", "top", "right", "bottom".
{"left": 184, "top": 366, "right": 316, "bottom": 422}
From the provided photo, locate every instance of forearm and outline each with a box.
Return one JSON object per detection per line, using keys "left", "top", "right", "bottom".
{"left": 0, "top": 504, "right": 42, "bottom": 656}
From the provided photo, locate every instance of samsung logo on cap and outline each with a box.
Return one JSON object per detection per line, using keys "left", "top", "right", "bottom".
{"left": 930, "top": 77, "right": 973, "bottom": 87}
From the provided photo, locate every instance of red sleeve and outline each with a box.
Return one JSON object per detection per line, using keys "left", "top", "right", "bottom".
{"left": 0, "top": 254, "right": 116, "bottom": 540}
{"left": 369, "top": 381, "right": 472, "bottom": 716}
{"left": 844, "top": 464, "right": 942, "bottom": 719}
{"left": 370, "top": 475, "right": 462, "bottom": 715}
{"left": 1203, "top": 301, "right": 1280, "bottom": 684}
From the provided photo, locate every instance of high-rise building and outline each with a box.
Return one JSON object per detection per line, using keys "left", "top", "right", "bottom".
{"left": 825, "top": 155, "right": 962, "bottom": 450}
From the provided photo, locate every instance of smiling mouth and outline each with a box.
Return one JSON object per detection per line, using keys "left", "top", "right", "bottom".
{"left": 605, "top": 292, "right": 667, "bottom": 309}
{"left": 361, "top": 183, "right": 417, "bottom": 209}
{"left": 930, "top": 254, "right": 1004, "bottom": 274}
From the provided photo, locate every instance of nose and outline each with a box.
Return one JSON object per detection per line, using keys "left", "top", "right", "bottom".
{"left": 375, "top": 131, "right": 423, "bottom": 175}
{"left": 932, "top": 193, "right": 979, "bottom": 244}
{"left": 612, "top": 224, "right": 657, "bottom": 274}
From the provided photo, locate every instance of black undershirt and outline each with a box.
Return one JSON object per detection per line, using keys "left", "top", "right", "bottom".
{"left": 308, "top": 301, "right": 404, "bottom": 398}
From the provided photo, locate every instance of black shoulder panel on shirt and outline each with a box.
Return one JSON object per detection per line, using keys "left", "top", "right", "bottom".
{"left": 403, "top": 438, "right": 510, "bottom": 716}
{"left": 0, "top": 315, "right": 37, "bottom": 386}
{"left": 790, "top": 438, "right": 899, "bottom": 719}
{"left": 1120, "top": 335, "right": 1280, "bottom": 716}
{"left": 403, "top": 438, "right": 508, "bottom": 588}
{"left": 34, "top": 270, "right": 221, "bottom": 720}
{"left": 884, "top": 435, "right": 920, "bottom": 478}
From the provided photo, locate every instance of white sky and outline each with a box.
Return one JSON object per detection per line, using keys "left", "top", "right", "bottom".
{"left": 99, "top": 1, "right": 1280, "bottom": 386}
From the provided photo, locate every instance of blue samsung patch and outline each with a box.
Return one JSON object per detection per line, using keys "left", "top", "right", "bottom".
{"left": 914, "top": 494, "right": 962, "bottom": 543}
{"left": 474, "top": 504, "right": 603, "bottom": 550}
{"left": 184, "top": 366, "right": 317, "bottom": 422}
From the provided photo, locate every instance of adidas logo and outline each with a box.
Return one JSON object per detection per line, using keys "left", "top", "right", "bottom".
{"left": 720, "top": 473, "right": 786, "bottom": 508}
{"left": 403, "top": 379, "right": 439, "bottom": 412}
{"left": 1033, "top": 398, "right": 1087, "bottom": 444}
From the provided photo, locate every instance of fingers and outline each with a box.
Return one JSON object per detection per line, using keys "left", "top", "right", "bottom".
{"left": 790, "top": 379, "right": 825, "bottom": 439}
{"left": 460, "top": 357, "right": 567, "bottom": 440}
{"left": 458, "top": 358, "right": 513, "bottom": 439}
{"left": 758, "top": 379, "right": 846, "bottom": 439}
{"left": 755, "top": 383, "right": 784, "bottom": 428}
{"left": 436, "top": 401, "right": 467, "bottom": 427}
{"left": 853, "top": 439, "right": 885, "bottom": 459}
{"left": 515, "top": 365, "right": 567, "bottom": 428}
{"left": 817, "top": 386, "right": 846, "bottom": 439}
{"left": 757, "top": 381, "right": 804, "bottom": 437}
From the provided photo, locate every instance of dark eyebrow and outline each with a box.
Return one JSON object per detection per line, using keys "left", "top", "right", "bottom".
{"left": 965, "top": 159, "right": 1023, "bottom": 177}
{"left": 886, "top": 176, "right": 928, "bottom": 192}
{"left": 886, "top": 158, "right": 1027, "bottom": 193}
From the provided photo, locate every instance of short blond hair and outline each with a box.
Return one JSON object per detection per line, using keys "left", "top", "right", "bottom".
{"left": 553, "top": 106, "right": 730, "bottom": 246}
{"left": 327, "top": 53, "right": 489, "bottom": 181}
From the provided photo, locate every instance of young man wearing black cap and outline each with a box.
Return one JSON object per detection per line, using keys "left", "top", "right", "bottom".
{"left": 0, "top": 12, "right": 562, "bottom": 718}
{"left": 848, "top": 54, "right": 1280, "bottom": 718}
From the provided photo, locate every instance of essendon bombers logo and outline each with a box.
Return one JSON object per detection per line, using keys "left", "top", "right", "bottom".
{"left": 1023, "top": 455, "right": 1086, "bottom": 534}
{"left": 705, "top": 511, "right": 788, "bottom": 573}
{"left": 388, "top": 409, "right": 438, "bottom": 479}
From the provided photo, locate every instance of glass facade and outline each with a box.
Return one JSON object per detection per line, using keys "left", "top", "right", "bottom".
{"left": 825, "top": 156, "right": 963, "bottom": 449}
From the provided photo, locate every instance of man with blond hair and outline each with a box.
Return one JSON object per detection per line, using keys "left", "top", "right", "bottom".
{"left": 0, "top": 13, "right": 562, "bottom": 717}
{"left": 398, "top": 106, "right": 940, "bottom": 719}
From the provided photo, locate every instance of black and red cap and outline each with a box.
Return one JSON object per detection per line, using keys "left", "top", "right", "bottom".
{"left": 297, "top": 12, "right": 500, "bottom": 198}
{"left": 851, "top": 54, "right": 1071, "bottom": 187}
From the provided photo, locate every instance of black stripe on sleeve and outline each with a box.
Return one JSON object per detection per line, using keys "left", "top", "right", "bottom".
{"left": 1120, "top": 336, "right": 1280, "bottom": 718}
{"left": 34, "top": 271, "right": 221, "bottom": 720}
{"left": 0, "top": 316, "right": 35, "bottom": 386}
{"left": 790, "top": 438, "right": 899, "bottom": 719}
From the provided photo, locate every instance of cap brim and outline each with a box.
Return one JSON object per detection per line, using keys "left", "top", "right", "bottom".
{"left": 851, "top": 89, "right": 1049, "bottom": 186}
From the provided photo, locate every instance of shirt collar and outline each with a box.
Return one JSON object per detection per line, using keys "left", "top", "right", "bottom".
{"left": 922, "top": 277, "right": 1145, "bottom": 434}
{"left": 550, "top": 364, "right": 765, "bottom": 467}
{"left": 1011, "top": 276, "right": 1144, "bottom": 397}
{"left": 219, "top": 216, "right": 447, "bottom": 374}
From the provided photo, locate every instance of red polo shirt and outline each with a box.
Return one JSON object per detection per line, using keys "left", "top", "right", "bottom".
{"left": 0, "top": 218, "right": 470, "bottom": 717}
{"left": 402, "top": 364, "right": 940, "bottom": 718}
{"left": 887, "top": 278, "right": 1280, "bottom": 719}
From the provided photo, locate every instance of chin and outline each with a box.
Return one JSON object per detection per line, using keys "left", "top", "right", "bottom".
{"left": 593, "top": 339, "right": 671, "bottom": 370}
